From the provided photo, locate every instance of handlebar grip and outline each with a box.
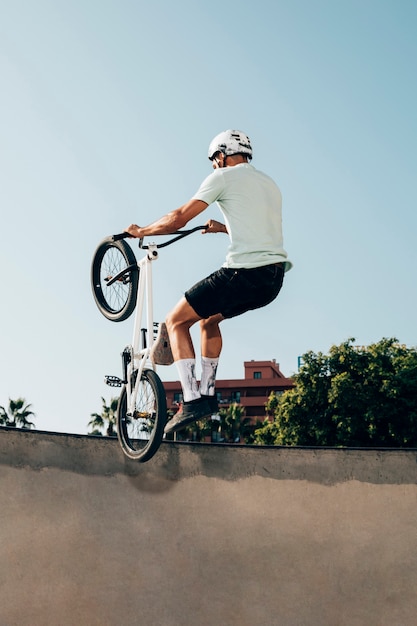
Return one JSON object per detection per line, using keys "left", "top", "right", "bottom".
{"left": 111, "top": 232, "right": 132, "bottom": 242}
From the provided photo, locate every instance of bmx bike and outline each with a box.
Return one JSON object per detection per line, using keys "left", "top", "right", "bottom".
{"left": 91, "top": 226, "right": 204, "bottom": 462}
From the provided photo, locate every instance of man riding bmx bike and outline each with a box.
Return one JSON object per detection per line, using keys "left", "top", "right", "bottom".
{"left": 125, "top": 129, "right": 292, "bottom": 434}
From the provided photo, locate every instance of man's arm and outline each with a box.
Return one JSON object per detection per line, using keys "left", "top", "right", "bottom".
{"left": 125, "top": 199, "right": 209, "bottom": 238}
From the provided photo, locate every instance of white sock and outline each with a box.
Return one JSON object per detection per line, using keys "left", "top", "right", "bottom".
{"left": 175, "top": 359, "right": 200, "bottom": 402}
{"left": 200, "top": 356, "right": 219, "bottom": 396}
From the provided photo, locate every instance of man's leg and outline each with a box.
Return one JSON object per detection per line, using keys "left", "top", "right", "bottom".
{"left": 200, "top": 313, "right": 224, "bottom": 359}
{"left": 165, "top": 297, "right": 201, "bottom": 401}
{"left": 199, "top": 314, "right": 223, "bottom": 404}
{"left": 164, "top": 298, "right": 211, "bottom": 433}
{"left": 165, "top": 296, "right": 201, "bottom": 360}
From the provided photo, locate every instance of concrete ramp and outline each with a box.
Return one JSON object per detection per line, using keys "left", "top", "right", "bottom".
{"left": 1, "top": 428, "right": 417, "bottom": 626}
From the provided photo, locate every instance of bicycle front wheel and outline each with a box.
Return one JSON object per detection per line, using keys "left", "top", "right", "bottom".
{"left": 91, "top": 238, "right": 139, "bottom": 322}
{"left": 117, "top": 369, "right": 167, "bottom": 462}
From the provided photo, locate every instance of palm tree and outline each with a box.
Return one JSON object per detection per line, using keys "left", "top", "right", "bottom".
{"left": 181, "top": 418, "right": 213, "bottom": 442}
{"left": 220, "top": 403, "right": 251, "bottom": 443}
{"left": 0, "top": 398, "right": 36, "bottom": 429}
{"left": 88, "top": 397, "right": 118, "bottom": 436}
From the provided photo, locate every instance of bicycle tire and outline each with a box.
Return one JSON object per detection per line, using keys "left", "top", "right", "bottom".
{"left": 117, "top": 368, "right": 167, "bottom": 462}
{"left": 91, "top": 238, "right": 139, "bottom": 322}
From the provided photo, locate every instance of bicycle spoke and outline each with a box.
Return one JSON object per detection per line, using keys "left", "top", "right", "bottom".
{"left": 101, "top": 247, "right": 132, "bottom": 312}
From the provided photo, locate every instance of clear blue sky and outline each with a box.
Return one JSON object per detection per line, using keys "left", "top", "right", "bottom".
{"left": 1, "top": 0, "right": 416, "bottom": 434}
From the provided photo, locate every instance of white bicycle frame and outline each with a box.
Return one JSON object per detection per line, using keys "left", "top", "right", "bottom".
{"left": 125, "top": 243, "right": 159, "bottom": 417}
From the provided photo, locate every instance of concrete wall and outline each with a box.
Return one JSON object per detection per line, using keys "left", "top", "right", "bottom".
{"left": 1, "top": 427, "right": 417, "bottom": 626}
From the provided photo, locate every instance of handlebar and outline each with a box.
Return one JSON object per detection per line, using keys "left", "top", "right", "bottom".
{"left": 111, "top": 225, "right": 205, "bottom": 249}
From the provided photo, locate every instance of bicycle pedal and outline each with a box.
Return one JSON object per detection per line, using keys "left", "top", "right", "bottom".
{"left": 105, "top": 375, "right": 124, "bottom": 387}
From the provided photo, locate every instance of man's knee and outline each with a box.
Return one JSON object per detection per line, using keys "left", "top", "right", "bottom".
{"left": 166, "top": 298, "right": 201, "bottom": 332}
{"left": 166, "top": 310, "right": 187, "bottom": 333}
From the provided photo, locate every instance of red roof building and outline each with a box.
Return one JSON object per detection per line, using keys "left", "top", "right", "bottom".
{"left": 163, "top": 359, "right": 294, "bottom": 423}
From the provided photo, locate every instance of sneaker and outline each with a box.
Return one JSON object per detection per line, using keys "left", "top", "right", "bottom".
{"left": 151, "top": 322, "right": 174, "bottom": 366}
{"left": 164, "top": 397, "right": 211, "bottom": 434}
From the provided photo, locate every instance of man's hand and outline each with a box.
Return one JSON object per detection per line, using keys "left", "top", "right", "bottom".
{"left": 125, "top": 224, "right": 143, "bottom": 238}
{"left": 202, "top": 219, "right": 228, "bottom": 234}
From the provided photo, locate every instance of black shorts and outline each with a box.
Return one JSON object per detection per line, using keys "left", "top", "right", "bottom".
{"left": 185, "top": 263, "right": 285, "bottom": 319}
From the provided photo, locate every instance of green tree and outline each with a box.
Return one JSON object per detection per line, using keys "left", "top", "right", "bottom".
{"left": 180, "top": 418, "right": 213, "bottom": 442}
{"left": 220, "top": 403, "right": 252, "bottom": 443}
{"left": 88, "top": 397, "right": 118, "bottom": 437}
{"left": 253, "top": 393, "right": 282, "bottom": 445}
{"left": 0, "top": 398, "right": 36, "bottom": 429}
{"left": 254, "top": 338, "right": 417, "bottom": 447}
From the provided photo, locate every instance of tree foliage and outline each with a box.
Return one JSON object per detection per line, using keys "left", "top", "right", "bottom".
{"left": 0, "top": 398, "right": 36, "bottom": 429}
{"left": 88, "top": 397, "right": 118, "bottom": 436}
{"left": 180, "top": 403, "right": 252, "bottom": 443}
{"left": 218, "top": 403, "right": 252, "bottom": 443}
{"left": 254, "top": 338, "right": 417, "bottom": 447}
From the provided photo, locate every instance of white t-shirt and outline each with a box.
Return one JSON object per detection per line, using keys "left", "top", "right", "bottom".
{"left": 193, "top": 163, "right": 292, "bottom": 270}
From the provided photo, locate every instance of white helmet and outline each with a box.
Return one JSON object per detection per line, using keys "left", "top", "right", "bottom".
{"left": 208, "top": 129, "right": 253, "bottom": 161}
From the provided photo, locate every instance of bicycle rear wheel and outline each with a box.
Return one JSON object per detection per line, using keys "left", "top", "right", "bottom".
{"left": 91, "top": 238, "right": 139, "bottom": 322}
{"left": 117, "top": 369, "right": 167, "bottom": 462}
